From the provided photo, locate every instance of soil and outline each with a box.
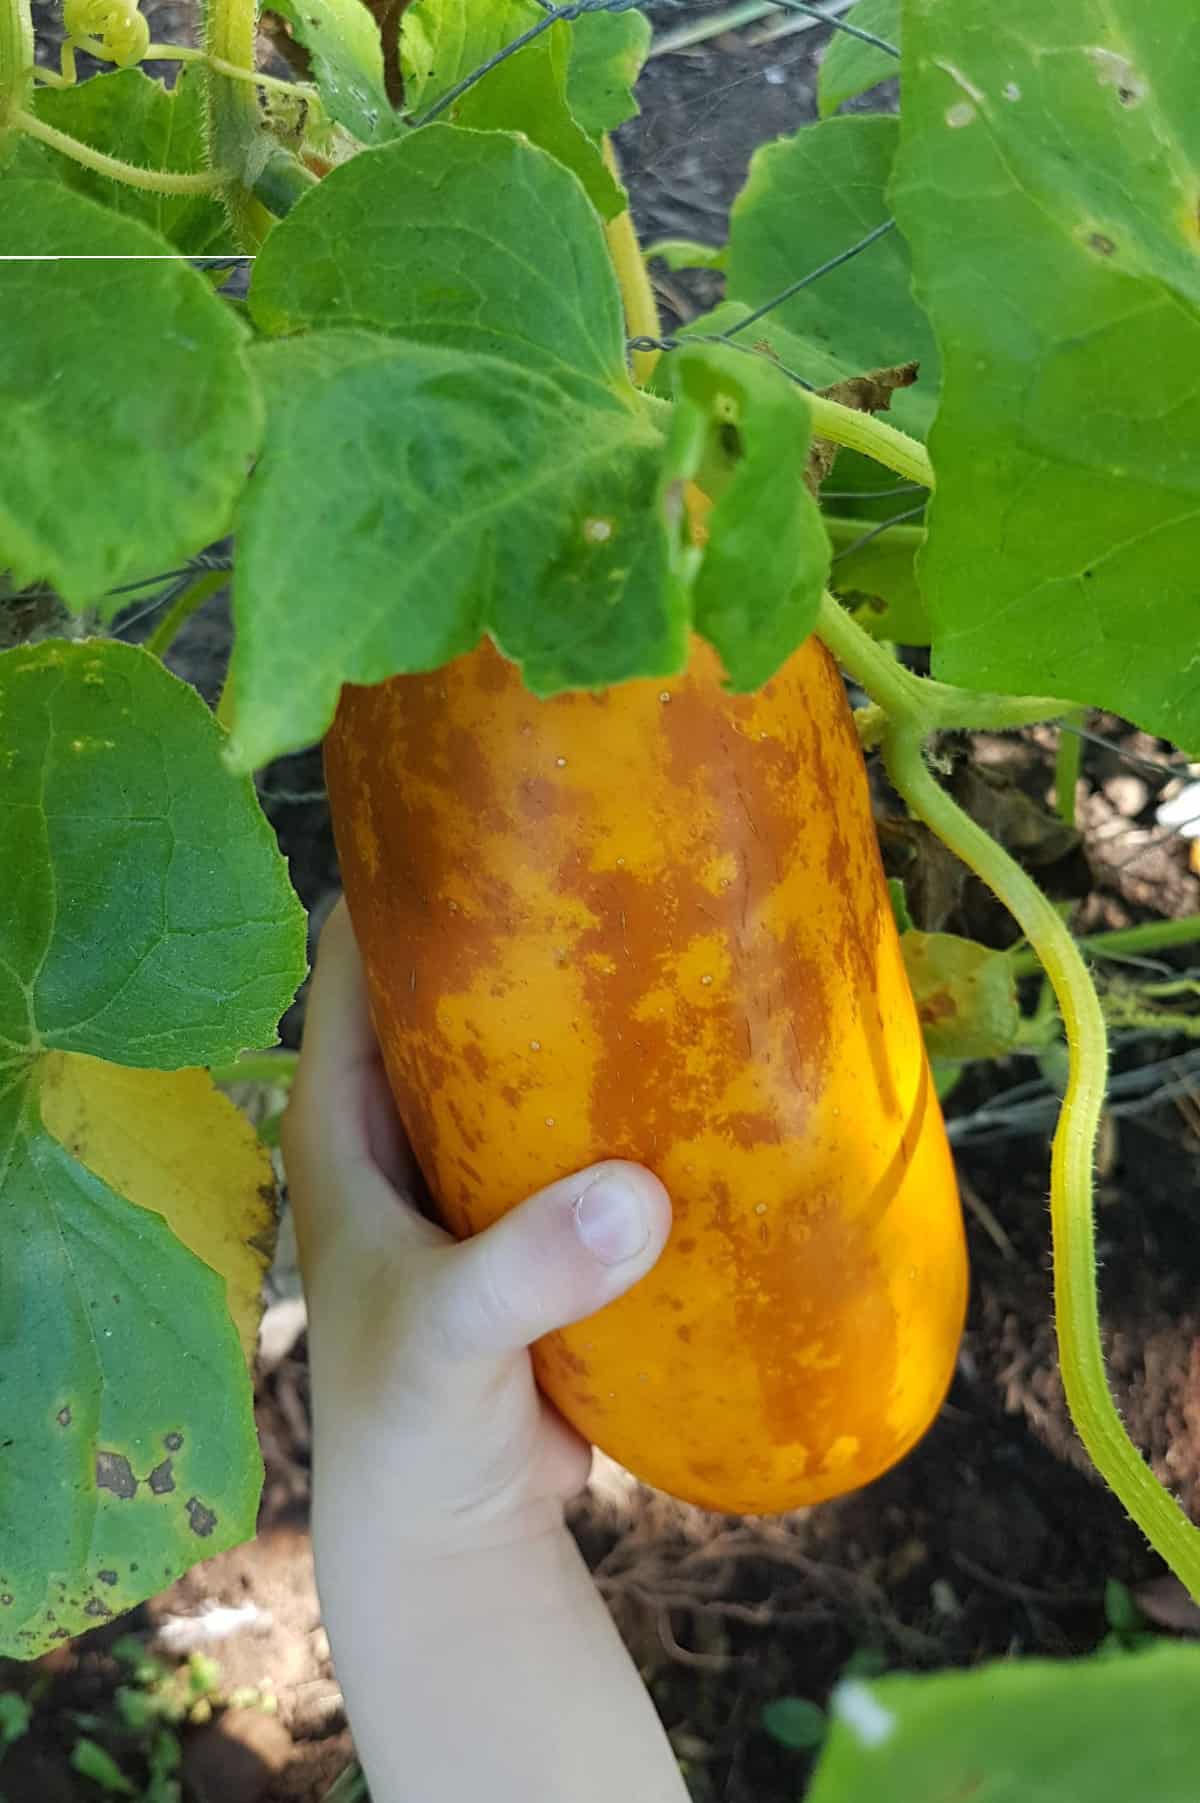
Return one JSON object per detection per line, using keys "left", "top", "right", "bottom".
{"left": 9, "top": 6, "right": 1200, "bottom": 1800}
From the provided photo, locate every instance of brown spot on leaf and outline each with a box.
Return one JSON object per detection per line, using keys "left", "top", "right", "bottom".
{"left": 148, "top": 1458, "right": 175, "bottom": 1495}
{"left": 1088, "top": 231, "right": 1116, "bottom": 256}
{"left": 164, "top": 1432, "right": 184, "bottom": 1453}
{"left": 186, "top": 1497, "right": 218, "bottom": 1538}
{"left": 95, "top": 1450, "right": 137, "bottom": 1501}
{"left": 56, "top": 1406, "right": 71, "bottom": 1427}
{"left": 0, "top": 1595, "right": 12, "bottom": 1607}
{"left": 83, "top": 1597, "right": 112, "bottom": 1619}
{"left": 98, "top": 1570, "right": 118, "bottom": 1586}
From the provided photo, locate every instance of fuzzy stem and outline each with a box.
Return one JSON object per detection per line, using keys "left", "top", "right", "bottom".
{"left": 12, "top": 107, "right": 228, "bottom": 191}
{"left": 806, "top": 392, "right": 934, "bottom": 489}
{"left": 602, "top": 135, "right": 661, "bottom": 388}
{"left": 204, "top": 0, "right": 274, "bottom": 249}
{"left": 885, "top": 724, "right": 1200, "bottom": 1601}
{"left": 0, "top": 0, "right": 33, "bottom": 128}
{"left": 816, "top": 592, "right": 1066, "bottom": 733}
{"left": 145, "top": 571, "right": 228, "bottom": 661}
{"left": 1010, "top": 915, "right": 1200, "bottom": 980}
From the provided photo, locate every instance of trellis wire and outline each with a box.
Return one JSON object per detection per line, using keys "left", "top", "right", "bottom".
{"left": 947, "top": 1047, "right": 1200, "bottom": 1147}
{"left": 759, "top": 0, "right": 897, "bottom": 58}
{"left": 830, "top": 502, "right": 926, "bottom": 563}
{"left": 414, "top": 0, "right": 893, "bottom": 126}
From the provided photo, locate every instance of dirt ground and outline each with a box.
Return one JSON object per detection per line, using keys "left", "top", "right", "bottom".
{"left": 8, "top": 6, "right": 1200, "bottom": 1800}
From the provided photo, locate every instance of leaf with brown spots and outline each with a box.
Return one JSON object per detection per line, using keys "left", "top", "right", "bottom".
{"left": 0, "top": 640, "right": 303, "bottom": 1658}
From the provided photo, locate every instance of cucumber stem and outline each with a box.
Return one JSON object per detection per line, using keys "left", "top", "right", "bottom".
{"left": 806, "top": 391, "right": 934, "bottom": 489}
{"left": 12, "top": 106, "right": 228, "bottom": 190}
{"left": 602, "top": 135, "right": 662, "bottom": 388}
{"left": 884, "top": 725, "right": 1200, "bottom": 1602}
{"left": 0, "top": 0, "right": 32, "bottom": 130}
{"left": 1010, "top": 914, "right": 1200, "bottom": 980}
{"left": 145, "top": 571, "right": 229, "bottom": 661}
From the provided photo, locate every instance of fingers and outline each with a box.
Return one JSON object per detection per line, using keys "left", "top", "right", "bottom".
{"left": 282, "top": 896, "right": 425, "bottom": 1250}
{"left": 427, "top": 1161, "right": 673, "bottom": 1362}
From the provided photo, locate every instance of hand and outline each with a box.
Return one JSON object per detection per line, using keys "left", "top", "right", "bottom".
{"left": 281, "top": 898, "right": 674, "bottom": 1557}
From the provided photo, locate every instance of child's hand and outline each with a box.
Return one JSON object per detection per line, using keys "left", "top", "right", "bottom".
{"left": 282, "top": 898, "right": 673, "bottom": 1559}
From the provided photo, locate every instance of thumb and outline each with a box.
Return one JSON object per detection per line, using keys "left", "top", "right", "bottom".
{"left": 430, "top": 1161, "right": 673, "bottom": 1361}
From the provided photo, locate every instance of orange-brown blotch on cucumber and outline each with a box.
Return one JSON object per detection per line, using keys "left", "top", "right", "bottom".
{"left": 324, "top": 628, "right": 968, "bottom": 1513}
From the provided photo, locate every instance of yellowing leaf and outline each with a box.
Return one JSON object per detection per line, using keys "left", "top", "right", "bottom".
{"left": 39, "top": 1055, "right": 276, "bottom": 1367}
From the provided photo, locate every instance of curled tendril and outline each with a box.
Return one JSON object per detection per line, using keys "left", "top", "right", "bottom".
{"left": 62, "top": 0, "right": 150, "bottom": 67}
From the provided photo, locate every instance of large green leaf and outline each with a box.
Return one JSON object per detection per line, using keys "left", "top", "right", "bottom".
{"left": 0, "top": 189, "right": 261, "bottom": 609}
{"left": 226, "top": 329, "right": 682, "bottom": 769}
{"left": 7, "top": 67, "right": 232, "bottom": 252}
{"left": 0, "top": 641, "right": 304, "bottom": 1066}
{"left": 727, "top": 115, "right": 938, "bottom": 437}
{"left": 264, "top": 0, "right": 398, "bottom": 144}
{"left": 249, "top": 127, "right": 625, "bottom": 399}
{"left": 0, "top": 639, "right": 306, "bottom": 1657}
{"left": 663, "top": 341, "right": 827, "bottom": 689}
{"left": 893, "top": 0, "right": 1200, "bottom": 751}
{"left": 817, "top": 0, "right": 899, "bottom": 116}
{"left": 807, "top": 1645, "right": 1200, "bottom": 1802}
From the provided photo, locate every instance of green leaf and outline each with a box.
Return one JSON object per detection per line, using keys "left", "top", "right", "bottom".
{"left": 807, "top": 1645, "right": 1200, "bottom": 1802}
{"left": 264, "top": 0, "right": 398, "bottom": 144}
{"left": 900, "top": 931, "right": 1020, "bottom": 1061}
{"left": 398, "top": 0, "right": 643, "bottom": 204}
{"left": 9, "top": 67, "right": 233, "bottom": 252}
{"left": 0, "top": 640, "right": 305, "bottom": 1068}
{"left": 248, "top": 127, "right": 626, "bottom": 398}
{"left": 0, "top": 1692, "right": 32, "bottom": 1745}
{"left": 566, "top": 7, "right": 651, "bottom": 135}
{"left": 0, "top": 640, "right": 304, "bottom": 1659}
{"left": 663, "top": 340, "right": 827, "bottom": 689}
{"left": 71, "top": 1738, "right": 135, "bottom": 1794}
{"left": 226, "top": 329, "right": 682, "bottom": 768}
{"left": 824, "top": 513, "right": 930, "bottom": 643}
{"left": 727, "top": 116, "right": 938, "bottom": 437}
{"left": 644, "top": 237, "right": 728, "bottom": 272}
{"left": 817, "top": 0, "right": 899, "bottom": 117}
{"left": 887, "top": 875, "right": 914, "bottom": 934}
{"left": 892, "top": 0, "right": 1200, "bottom": 752}
{"left": 0, "top": 191, "right": 261, "bottom": 609}
{"left": 453, "top": 20, "right": 623, "bottom": 219}
{"left": 763, "top": 1696, "right": 827, "bottom": 1750}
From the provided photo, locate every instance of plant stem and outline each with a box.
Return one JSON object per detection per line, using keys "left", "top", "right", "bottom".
{"left": 1010, "top": 915, "right": 1200, "bottom": 980}
{"left": 204, "top": 0, "right": 274, "bottom": 249}
{"left": 146, "top": 41, "right": 317, "bottom": 98}
{"left": 145, "top": 570, "right": 228, "bottom": 661}
{"left": 816, "top": 592, "right": 1066, "bottom": 733}
{"left": 885, "top": 725, "right": 1200, "bottom": 1598}
{"left": 0, "top": 11, "right": 30, "bottom": 93}
{"left": 602, "top": 135, "right": 661, "bottom": 389}
{"left": 209, "top": 1051, "right": 299, "bottom": 1086}
{"left": 0, "top": 0, "right": 33, "bottom": 127}
{"left": 806, "top": 392, "right": 934, "bottom": 489}
{"left": 12, "top": 107, "right": 228, "bottom": 190}
{"left": 1055, "top": 708, "right": 1085, "bottom": 828}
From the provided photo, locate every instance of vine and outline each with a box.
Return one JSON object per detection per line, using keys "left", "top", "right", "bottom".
{"left": 814, "top": 592, "right": 1200, "bottom": 1598}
